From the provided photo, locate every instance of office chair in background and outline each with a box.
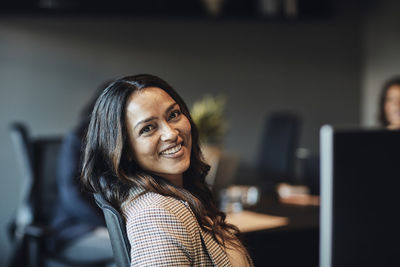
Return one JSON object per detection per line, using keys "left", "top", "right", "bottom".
{"left": 256, "top": 112, "right": 302, "bottom": 192}
{"left": 7, "top": 122, "right": 111, "bottom": 267}
{"left": 94, "top": 192, "right": 131, "bottom": 267}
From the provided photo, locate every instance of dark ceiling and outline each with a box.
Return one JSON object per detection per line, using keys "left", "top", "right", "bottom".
{"left": 0, "top": 0, "right": 334, "bottom": 20}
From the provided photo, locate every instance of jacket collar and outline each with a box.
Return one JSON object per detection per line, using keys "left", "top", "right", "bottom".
{"left": 181, "top": 201, "right": 232, "bottom": 266}
{"left": 199, "top": 227, "right": 232, "bottom": 266}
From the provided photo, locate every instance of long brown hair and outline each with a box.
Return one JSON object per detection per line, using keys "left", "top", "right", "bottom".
{"left": 81, "top": 74, "right": 241, "bottom": 249}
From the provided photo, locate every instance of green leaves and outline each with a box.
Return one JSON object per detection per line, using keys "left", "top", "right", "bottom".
{"left": 191, "top": 94, "right": 227, "bottom": 145}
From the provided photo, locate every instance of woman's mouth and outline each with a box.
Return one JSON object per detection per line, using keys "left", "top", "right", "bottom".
{"left": 160, "top": 143, "right": 183, "bottom": 156}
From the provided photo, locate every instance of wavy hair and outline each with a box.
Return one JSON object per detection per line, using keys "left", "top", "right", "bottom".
{"left": 81, "top": 74, "right": 241, "bottom": 249}
{"left": 379, "top": 76, "right": 400, "bottom": 127}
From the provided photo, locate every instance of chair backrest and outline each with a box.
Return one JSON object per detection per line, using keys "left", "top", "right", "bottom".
{"left": 257, "top": 113, "right": 301, "bottom": 183}
{"left": 9, "top": 123, "right": 62, "bottom": 226}
{"left": 33, "top": 137, "right": 63, "bottom": 223}
{"left": 9, "top": 123, "right": 35, "bottom": 232}
{"left": 94, "top": 193, "right": 131, "bottom": 267}
{"left": 212, "top": 152, "right": 240, "bottom": 197}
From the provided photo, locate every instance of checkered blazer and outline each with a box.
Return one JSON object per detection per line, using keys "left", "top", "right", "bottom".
{"left": 122, "top": 187, "right": 240, "bottom": 266}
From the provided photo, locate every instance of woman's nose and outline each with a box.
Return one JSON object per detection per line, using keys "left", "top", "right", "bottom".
{"left": 160, "top": 122, "right": 178, "bottom": 142}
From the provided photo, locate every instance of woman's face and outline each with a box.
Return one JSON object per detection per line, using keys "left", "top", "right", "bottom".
{"left": 384, "top": 85, "right": 400, "bottom": 129}
{"left": 125, "top": 87, "right": 192, "bottom": 186}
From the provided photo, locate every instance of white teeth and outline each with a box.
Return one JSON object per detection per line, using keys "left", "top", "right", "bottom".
{"left": 161, "top": 144, "right": 182, "bottom": 155}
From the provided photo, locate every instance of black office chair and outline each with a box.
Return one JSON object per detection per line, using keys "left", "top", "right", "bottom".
{"left": 7, "top": 122, "right": 111, "bottom": 267}
{"left": 94, "top": 193, "right": 131, "bottom": 267}
{"left": 256, "top": 113, "right": 301, "bottom": 190}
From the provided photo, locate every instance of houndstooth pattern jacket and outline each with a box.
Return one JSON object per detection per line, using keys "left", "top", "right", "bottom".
{"left": 122, "top": 187, "right": 240, "bottom": 267}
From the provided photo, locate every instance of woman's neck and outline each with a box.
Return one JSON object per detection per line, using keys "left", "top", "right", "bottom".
{"left": 156, "top": 173, "right": 183, "bottom": 187}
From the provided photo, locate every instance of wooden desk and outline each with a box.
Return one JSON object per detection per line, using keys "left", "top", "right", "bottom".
{"left": 240, "top": 196, "right": 319, "bottom": 267}
{"left": 226, "top": 210, "right": 289, "bottom": 233}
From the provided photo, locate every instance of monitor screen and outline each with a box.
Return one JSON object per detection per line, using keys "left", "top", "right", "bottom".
{"left": 320, "top": 126, "right": 400, "bottom": 267}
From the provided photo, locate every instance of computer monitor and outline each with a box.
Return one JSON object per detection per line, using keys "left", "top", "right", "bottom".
{"left": 320, "top": 125, "right": 400, "bottom": 267}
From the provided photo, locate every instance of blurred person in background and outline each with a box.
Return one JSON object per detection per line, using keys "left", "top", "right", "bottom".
{"left": 379, "top": 76, "right": 400, "bottom": 130}
{"left": 50, "top": 81, "right": 114, "bottom": 264}
{"left": 81, "top": 74, "right": 253, "bottom": 266}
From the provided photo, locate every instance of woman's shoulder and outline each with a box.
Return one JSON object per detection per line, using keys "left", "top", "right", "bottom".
{"left": 123, "top": 191, "right": 193, "bottom": 222}
{"left": 123, "top": 191, "right": 202, "bottom": 243}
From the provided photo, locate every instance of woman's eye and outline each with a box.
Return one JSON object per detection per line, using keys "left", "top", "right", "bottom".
{"left": 168, "top": 110, "right": 181, "bottom": 120}
{"left": 139, "top": 125, "right": 154, "bottom": 135}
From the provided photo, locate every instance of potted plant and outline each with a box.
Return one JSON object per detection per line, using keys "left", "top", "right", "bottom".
{"left": 190, "top": 94, "right": 227, "bottom": 185}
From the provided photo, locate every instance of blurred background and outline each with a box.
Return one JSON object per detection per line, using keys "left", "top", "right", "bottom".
{"left": 1, "top": 0, "right": 399, "bottom": 265}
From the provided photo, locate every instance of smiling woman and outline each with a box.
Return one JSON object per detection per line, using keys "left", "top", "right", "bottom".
{"left": 80, "top": 74, "right": 253, "bottom": 266}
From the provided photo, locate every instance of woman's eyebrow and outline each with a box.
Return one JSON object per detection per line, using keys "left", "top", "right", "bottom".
{"left": 134, "top": 116, "right": 156, "bottom": 129}
{"left": 165, "top": 102, "right": 178, "bottom": 114}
